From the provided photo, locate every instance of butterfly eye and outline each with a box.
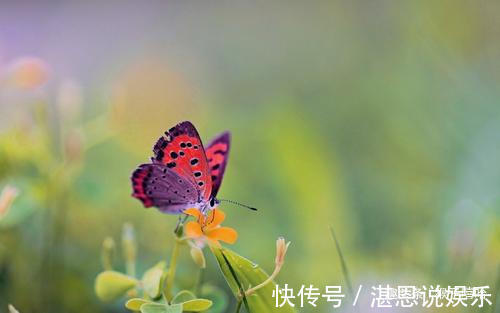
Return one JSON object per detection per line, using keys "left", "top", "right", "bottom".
{"left": 210, "top": 198, "right": 215, "bottom": 207}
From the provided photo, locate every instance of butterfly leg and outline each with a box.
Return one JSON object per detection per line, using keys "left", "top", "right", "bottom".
{"left": 174, "top": 214, "right": 190, "bottom": 234}
{"left": 174, "top": 216, "right": 182, "bottom": 234}
{"left": 209, "top": 208, "right": 216, "bottom": 224}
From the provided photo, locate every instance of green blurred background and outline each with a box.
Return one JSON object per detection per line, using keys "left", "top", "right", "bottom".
{"left": 0, "top": 1, "right": 499, "bottom": 312}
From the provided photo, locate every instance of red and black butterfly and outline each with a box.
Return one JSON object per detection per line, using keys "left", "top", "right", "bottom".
{"left": 131, "top": 121, "right": 231, "bottom": 214}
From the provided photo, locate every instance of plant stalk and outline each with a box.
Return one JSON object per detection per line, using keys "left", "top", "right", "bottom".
{"left": 164, "top": 237, "right": 181, "bottom": 301}
{"left": 194, "top": 267, "right": 204, "bottom": 296}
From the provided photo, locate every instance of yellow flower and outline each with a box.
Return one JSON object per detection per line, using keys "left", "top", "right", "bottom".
{"left": 184, "top": 208, "right": 237, "bottom": 247}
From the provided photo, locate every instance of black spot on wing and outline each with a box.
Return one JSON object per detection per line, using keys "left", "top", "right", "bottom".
{"left": 156, "top": 150, "right": 164, "bottom": 161}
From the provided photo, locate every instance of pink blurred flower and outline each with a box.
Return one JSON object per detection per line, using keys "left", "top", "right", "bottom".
{"left": 0, "top": 185, "right": 19, "bottom": 220}
{"left": 5, "top": 56, "right": 50, "bottom": 89}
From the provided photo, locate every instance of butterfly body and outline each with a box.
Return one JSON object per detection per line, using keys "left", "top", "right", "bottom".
{"left": 131, "top": 121, "right": 230, "bottom": 215}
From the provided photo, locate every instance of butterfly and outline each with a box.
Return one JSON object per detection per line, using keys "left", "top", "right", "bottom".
{"left": 131, "top": 121, "right": 231, "bottom": 215}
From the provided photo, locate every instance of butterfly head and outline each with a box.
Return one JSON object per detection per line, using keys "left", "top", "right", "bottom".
{"left": 198, "top": 197, "right": 220, "bottom": 214}
{"left": 209, "top": 197, "right": 220, "bottom": 209}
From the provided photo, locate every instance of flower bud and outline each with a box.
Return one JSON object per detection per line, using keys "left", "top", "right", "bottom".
{"left": 101, "top": 237, "right": 116, "bottom": 270}
{"left": 275, "top": 237, "right": 290, "bottom": 267}
{"left": 190, "top": 245, "right": 206, "bottom": 269}
{"left": 122, "top": 223, "right": 137, "bottom": 277}
{"left": 245, "top": 237, "right": 291, "bottom": 296}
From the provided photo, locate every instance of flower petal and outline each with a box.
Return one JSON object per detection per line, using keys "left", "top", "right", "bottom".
{"left": 182, "top": 208, "right": 203, "bottom": 220}
{"left": 206, "top": 227, "right": 238, "bottom": 244}
{"left": 205, "top": 237, "right": 221, "bottom": 248}
{"left": 205, "top": 209, "right": 226, "bottom": 230}
{"left": 185, "top": 221, "right": 203, "bottom": 238}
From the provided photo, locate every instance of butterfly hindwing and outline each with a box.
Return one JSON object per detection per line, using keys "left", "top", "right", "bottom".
{"left": 205, "top": 131, "right": 231, "bottom": 198}
{"left": 131, "top": 163, "right": 199, "bottom": 214}
{"left": 152, "top": 121, "right": 212, "bottom": 202}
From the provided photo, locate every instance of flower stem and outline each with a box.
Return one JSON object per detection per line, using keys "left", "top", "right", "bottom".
{"left": 245, "top": 264, "right": 282, "bottom": 296}
{"left": 194, "top": 267, "right": 204, "bottom": 296}
{"left": 164, "top": 237, "right": 181, "bottom": 301}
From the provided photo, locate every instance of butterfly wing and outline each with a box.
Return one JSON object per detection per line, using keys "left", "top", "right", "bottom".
{"left": 205, "top": 131, "right": 231, "bottom": 197}
{"left": 131, "top": 163, "right": 199, "bottom": 214}
{"left": 152, "top": 121, "right": 212, "bottom": 202}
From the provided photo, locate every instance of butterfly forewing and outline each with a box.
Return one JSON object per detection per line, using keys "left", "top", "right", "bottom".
{"left": 205, "top": 131, "right": 231, "bottom": 198}
{"left": 131, "top": 163, "right": 199, "bottom": 214}
{"left": 152, "top": 121, "right": 212, "bottom": 202}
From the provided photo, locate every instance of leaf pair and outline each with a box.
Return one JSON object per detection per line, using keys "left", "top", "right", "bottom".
{"left": 126, "top": 290, "right": 212, "bottom": 313}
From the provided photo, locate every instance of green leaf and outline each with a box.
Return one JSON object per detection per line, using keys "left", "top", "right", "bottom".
{"left": 94, "top": 271, "right": 138, "bottom": 302}
{"left": 140, "top": 303, "right": 168, "bottom": 313}
{"left": 171, "top": 290, "right": 196, "bottom": 304}
{"left": 139, "top": 303, "right": 182, "bottom": 313}
{"left": 171, "top": 290, "right": 212, "bottom": 312}
{"left": 211, "top": 247, "right": 296, "bottom": 313}
{"left": 182, "top": 299, "right": 213, "bottom": 311}
{"left": 125, "top": 298, "right": 150, "bottom": 311}
{"left": 142, "top": 261, "right": 166, "bottom": 299}
{"left": 166, "top": 304, "right": 183, "bottom": 313}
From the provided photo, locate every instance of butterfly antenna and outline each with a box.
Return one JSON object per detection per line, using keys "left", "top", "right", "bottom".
{"left": 218, "top": 199, "right": 258, "bottom": 211}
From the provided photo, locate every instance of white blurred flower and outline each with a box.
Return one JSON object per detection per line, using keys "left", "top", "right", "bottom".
{"left": 56, "top": 79, "right": 83, "bottom": 123}
{"left": 8, "top": 304, "right": 20, "bottom": 313}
